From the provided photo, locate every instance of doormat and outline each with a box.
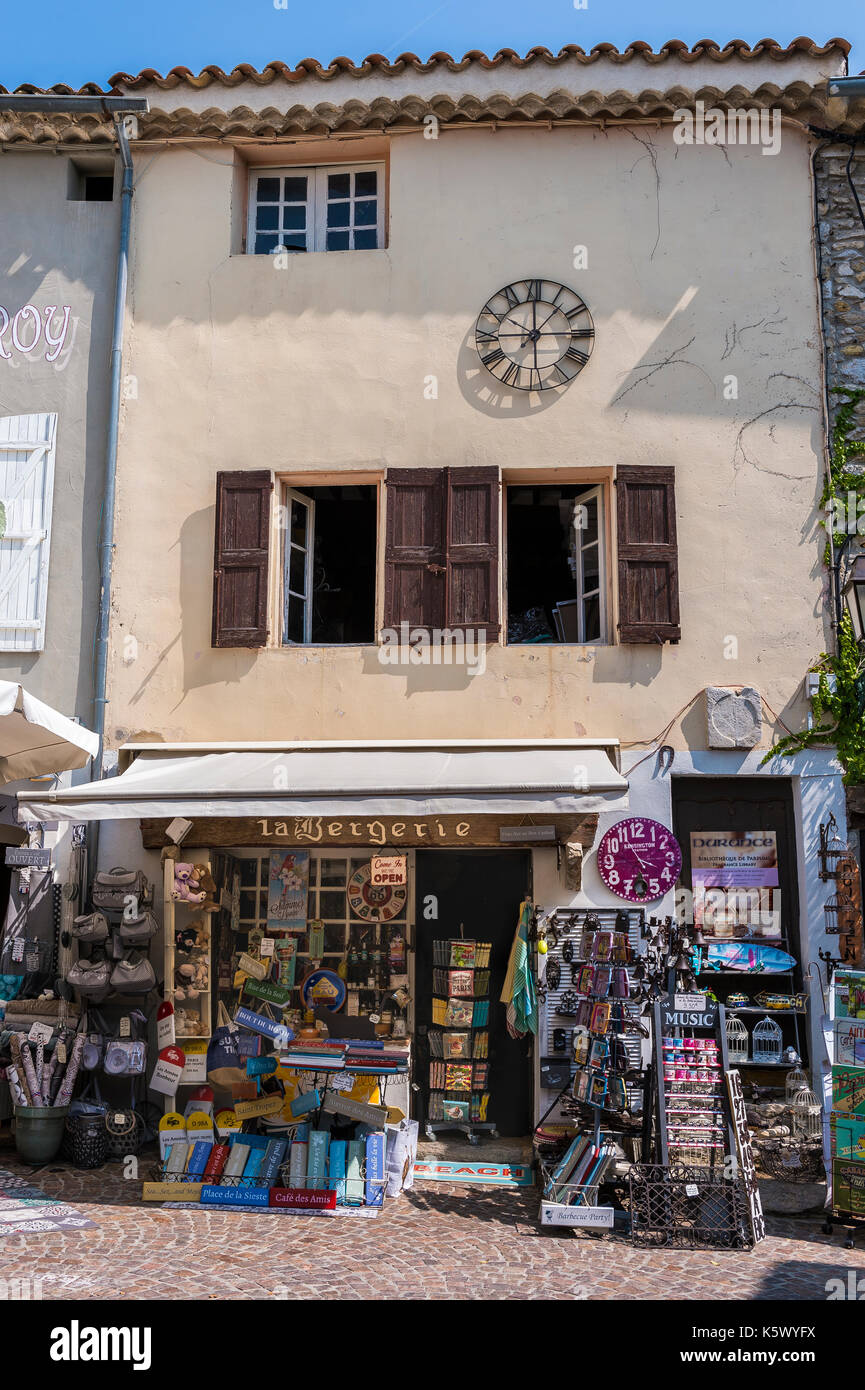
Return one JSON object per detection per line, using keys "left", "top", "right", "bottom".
{"left": 0, "top": 1170, "right": 98, "bottom": 1237}
{"left": 413, "top": 1161, "right": 534, "bottom": 1186}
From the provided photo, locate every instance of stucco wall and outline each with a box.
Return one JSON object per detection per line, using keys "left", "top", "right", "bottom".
{"left": 108, "top": 120, "right": 827, "bottom": 747}
{"left": 0, "top": 150, "right": 119, "bottom": 723}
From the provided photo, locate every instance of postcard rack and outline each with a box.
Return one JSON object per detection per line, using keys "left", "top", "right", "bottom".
{"left": 425, "top": 937, "right": 496, "bottom": 1142}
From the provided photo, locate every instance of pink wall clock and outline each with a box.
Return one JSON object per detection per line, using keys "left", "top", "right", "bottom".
{"left": 597, "top": 817, "right": 682, "bottom": 902}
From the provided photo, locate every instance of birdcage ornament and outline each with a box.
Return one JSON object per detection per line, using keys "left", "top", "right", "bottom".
{"left": 785, "top": 1065, "right": 809, "bottom": 1103}
{"left": 752, "top": 1016, "right": 783, "bottom": 1064}
{"left": 726, "top": 1014, "right": 749, "bottom": 1064}
{"left": 790, "top": 1087, "right": 821, "bottom": 1140}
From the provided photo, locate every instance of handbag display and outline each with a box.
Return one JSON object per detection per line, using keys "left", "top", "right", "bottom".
{"left": 116, "top": 910, "right": 158, "bottom": 946}
{"left": 91, "top": 867, "right": 150, "bottom": 913}
{"left": 104, "top": 1038, "right": 147, "bottom": 1076}
{"left": 66, "top": 957, "right": 112, "bottom": 1000}
{"left": 110, "top": 954, "right": 156, "bottom": 996}
{"left": 206, "top": 1000, "right": 246, "bottom": 1086}
{"left": 70, "top": 912, "right": 109, "bottom": 943}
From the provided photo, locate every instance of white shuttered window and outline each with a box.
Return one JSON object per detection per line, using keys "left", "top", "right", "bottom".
{"left": 0, "top": 413, "right": 57, "bottom": 651}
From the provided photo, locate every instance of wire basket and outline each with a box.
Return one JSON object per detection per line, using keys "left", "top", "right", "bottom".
{"left": 540, "top": 1157, "right": 606, "bottom": 1208}
{"left": 629, "top": 1163, "right": 752, "bottom": 1250}
{"left": 758, "top": 1140, "right": 825, "bottom": 1184}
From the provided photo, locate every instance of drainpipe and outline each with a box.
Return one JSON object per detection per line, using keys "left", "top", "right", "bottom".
{"left": 93, "top": 109, "right": 135, "bottom": 773}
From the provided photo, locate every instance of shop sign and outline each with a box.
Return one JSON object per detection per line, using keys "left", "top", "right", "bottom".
{"left": 269, "top": 1187, "right": 337, "bottom": 1210}
{"left": 660, "top": 1002, "right": 718, "bottom": 1030}
{"left": 5, "top": 847, "right": 51, "bottom": 868}
{"left": 370, "top": 854, "right": 407, "bottom": 885}
{"left": 540, "top": 1202, "right": 615, "bottom": 1228}
{"left": 234, "top": 1006, "right": 293, "bottom": 1045}
{"left": 149, "top": 1045, "right": 186, "bottom": 1097}
{"left": 142, "top": 1182, "right": 201, "bottom": 1202}
{"left": 833, "top": 1159, "right": 865, "bottom": 1218}
{"left": 142, "top": 813, "right": 598, "bottom": 850}
{"left": 234, "top": 1094, "right": 284, "bottom": 1120}
{"left": 180, "top": 1040, "right": 208, "bottom": 1084}
{"left": 726, "top": 1068, "right": 766, "bottom": 1244}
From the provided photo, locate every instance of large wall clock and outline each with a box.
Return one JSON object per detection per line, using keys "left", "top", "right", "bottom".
{"left": 475, "top": 278, "right": 595, "bottom": 391}
{"left": 597, "top": 817, "right": 682, "bottom": 903}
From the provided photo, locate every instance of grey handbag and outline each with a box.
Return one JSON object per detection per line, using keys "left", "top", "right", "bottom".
{"left": 110, "top": 953, "right": 156, "bottom": 996}
{"left": 92, "top": 867, "right": 150, "bottom": 913}
{"left": 116, "top": 910, "right": 159, "bottom": 946}
{"left": 67, "top": 957, "right": 113, "bottom": 1000}
{"left": 70, "top": 912, "right": 109, "bottom": 943}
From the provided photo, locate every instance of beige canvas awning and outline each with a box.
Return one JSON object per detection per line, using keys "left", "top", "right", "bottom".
{"left": 16, "top": 739, "right": 628, "bottom": 821}
{"left": 0, "top": 681, "right": 98, "bottom": 783}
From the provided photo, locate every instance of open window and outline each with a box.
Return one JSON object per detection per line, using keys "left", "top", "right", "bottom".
{"left": 281, "top": 484, "right": 377, "bottom": 645}
{"left": 506, "top": 483, "right": 607, "bottom": 644}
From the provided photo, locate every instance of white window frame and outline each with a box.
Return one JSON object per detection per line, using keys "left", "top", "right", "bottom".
{"left": 247, "top": 163, "right": 385, "bottom": 255}
{"left": 573, "top": 484, "right": 606, "bottom": 644}
{"left": 282, "top": 487, "right": 315, "bottom": 645}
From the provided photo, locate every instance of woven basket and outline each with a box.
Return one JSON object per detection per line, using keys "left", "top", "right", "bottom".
{"left": 63, "top": 1111, "right": 107, "bottom": 1169}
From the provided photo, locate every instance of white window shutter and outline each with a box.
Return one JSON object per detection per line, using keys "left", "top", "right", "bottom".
{"left": 0, "top": 413, "right": 57, "bottom": 651}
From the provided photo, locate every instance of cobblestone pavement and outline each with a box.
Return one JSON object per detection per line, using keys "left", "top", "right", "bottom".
{"left": 1, "top": 1156, "right": 863, "bottom": 1301}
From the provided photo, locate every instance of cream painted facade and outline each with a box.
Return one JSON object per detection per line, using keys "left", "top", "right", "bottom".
{"left": 106, "top": 52, "right": 836, "bottom": 751}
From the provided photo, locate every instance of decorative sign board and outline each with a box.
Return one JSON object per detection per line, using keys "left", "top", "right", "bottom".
{"left": 5, "top": 847, "right": 51, "bottom": 868}
{"left": 370, "top": 855, "right": 407, "bottom": 886}
{"left": 726, "top": 1067, "right": 766, "bottom": 1245}
{"left": 540, "top": 1202, "right": 615, "bottom": 1228}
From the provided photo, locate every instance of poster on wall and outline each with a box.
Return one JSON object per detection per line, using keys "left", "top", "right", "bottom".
{"left": 690, "top": 831, "right": 779, "bottom": 935}
{"left": 267, "top": 851, "right": 310, "bottom": 932}
{"left": 690, "top": 832, "right": 778, "bottom": 887}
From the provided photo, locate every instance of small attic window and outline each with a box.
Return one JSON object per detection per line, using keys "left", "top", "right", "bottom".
{"left": 67, "top": 158, "right": 115, "bottom": 202}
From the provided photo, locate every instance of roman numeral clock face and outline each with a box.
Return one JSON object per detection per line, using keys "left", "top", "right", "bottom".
{"left": 475, "top": 279, "right": 595, "bottom": 391}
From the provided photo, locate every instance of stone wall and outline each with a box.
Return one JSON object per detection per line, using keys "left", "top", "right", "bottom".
{"left": 816, "top": 144, "right": 865, "bottom": 441}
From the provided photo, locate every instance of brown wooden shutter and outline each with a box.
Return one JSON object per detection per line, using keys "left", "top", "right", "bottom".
{"left": 445, "top": 467, "right": 500, "bottom": 639}
{"left": 383, "top": 469, "right": 446, "bottom": 630}
{"left": 616, "top": 465, "right": 680, "bottom": 643}
{"left": 212, "top": 470, "right": 272, "bottom": 648}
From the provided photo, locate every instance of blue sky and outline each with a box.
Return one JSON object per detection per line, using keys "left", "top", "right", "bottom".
{"left": 1, "top": 0, "right": 861, "bottom": 89}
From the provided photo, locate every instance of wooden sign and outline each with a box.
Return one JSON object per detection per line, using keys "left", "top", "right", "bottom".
{"left": 726, "top": 1067, "right": 766, "bottom": 1245}
{"left": 269, "top": 1187, "right": 336, "bottom": 1211}
{"left": 321, "top": 1093, "right": 390, "bottom": 1127}
{"left": 238, "top": 952, "right": 268, "bottom": 981}
{"left": 244, "top": 978, "right": 293, "bottom": 1007}
{"left": 141, "top": 813, "right": 599, "bottom": 850}
{"left": 370, "top": 855, "right": 407, "bottom": 885}
{"left": 142, "top": 1182, "right": 202, "bottom": 1202}
{"left": 234, "top": 1094, "right": 284, "bottom": 1120}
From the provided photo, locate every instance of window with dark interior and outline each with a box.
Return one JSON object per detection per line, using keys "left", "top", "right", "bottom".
{"left": 506, "top": 484, "right": 606, "bottom": 644}
{"left": 282, "top": 485, "right": 377, "bottom": 645}
{"left": 248, "top": 164, "right": 384, "bottom": 255}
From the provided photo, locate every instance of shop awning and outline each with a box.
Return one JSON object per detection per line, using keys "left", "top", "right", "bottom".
{"left": 0, "top": 681, "right": 98, "bottom": 783}
{"left": 16, "top": 740, "right": 628, "bottom": 821}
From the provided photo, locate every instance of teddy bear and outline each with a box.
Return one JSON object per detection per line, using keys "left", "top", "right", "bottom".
{"left": 171, "top": 862, "right": 205, "bottom": 904}
{"left": 193, "top": 864, "right": 219, "bottom": 913}
{"left": 174, "top": 958, "right": 208, "bottom": 999}
{"left": 175, "top": 926, "right": 198, "bottom": 954}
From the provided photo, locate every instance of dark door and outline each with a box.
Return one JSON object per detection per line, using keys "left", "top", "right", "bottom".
{"left": 672, "top": 777, "right": 805, "bottom": 1060}
{"left": 414, "top": 849, "right": 532, "bottom": 1137}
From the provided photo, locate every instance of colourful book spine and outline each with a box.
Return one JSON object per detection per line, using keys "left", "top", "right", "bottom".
{"left": 345, "top": 1140, "right": 364, "bottom": 1204}
{"left": 186, "top": 1140, "right": 213, "bottom": 1180}
{"left": 204, "top": 1144, "right": 230, "bottom": 1181}
{"left": 243, "top": 1147, "right": 267, "bottom": 1184}
{"left": 165, "top": 1142, "right": 189, "bottom": 1176}
{"left": 364, "top": 1132, "right": 386, "bottom": 1207}
{"left": 261, "top": 1138, "right": 288, "bottom": 1187}
{"left": 289, "top": 1140, "right": 308, "bottom": 1188}
{"left": 307, "top": 1130, "right": 329, "bottom": 1190}
{"left": 328, "top": 1140, "right": 347, "bottom": 1203}
{"left": 223, "top": 1143, "right": 251, "bottom": 1184}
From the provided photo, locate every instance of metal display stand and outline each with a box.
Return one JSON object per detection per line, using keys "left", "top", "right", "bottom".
{"left": 425, "top": 937, "right": 497, "bottom": 1144}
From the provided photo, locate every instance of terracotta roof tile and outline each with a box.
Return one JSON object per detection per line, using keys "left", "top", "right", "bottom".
{"left": 0, "top": 37, "right": 851, "bottom": 96}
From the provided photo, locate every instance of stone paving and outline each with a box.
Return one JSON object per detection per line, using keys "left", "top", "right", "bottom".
{"left": 1, "top": 1153, "right": 864, "bottom": 1300}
